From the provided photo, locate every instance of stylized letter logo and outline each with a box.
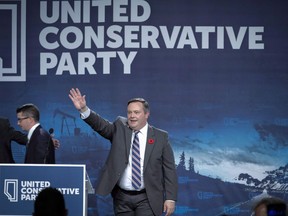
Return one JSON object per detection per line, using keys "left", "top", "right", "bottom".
{"left": 4, "top": 179, "right": 18, "bottom": 202}
{"left": 0, "top": 0, "right": 26, "bottom": 82}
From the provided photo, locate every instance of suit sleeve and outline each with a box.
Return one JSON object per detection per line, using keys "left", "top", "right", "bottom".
{"left": 163, "top": 134, "right": 178, "bottom": 201}
{"left": 84, "top": 111, "right": 116, "bottom": 141}
{"left": 5, "top": 119, "right": 28, "bottom": 145}
{"left": 9, "top": 129, "right": 28, "bottom": 145}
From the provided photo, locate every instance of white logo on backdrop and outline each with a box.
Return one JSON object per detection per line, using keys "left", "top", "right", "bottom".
{"left": 0, "top": 0, "right": 26, "bottom": 82}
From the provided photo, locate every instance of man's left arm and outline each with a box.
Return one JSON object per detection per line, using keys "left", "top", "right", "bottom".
{"left": 162, "top": 133, "right": 178, "bottom": 215}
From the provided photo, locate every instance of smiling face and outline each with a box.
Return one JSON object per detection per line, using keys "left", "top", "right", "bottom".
{"left": 127, "top": 101, "right": 149, "bottom": 131}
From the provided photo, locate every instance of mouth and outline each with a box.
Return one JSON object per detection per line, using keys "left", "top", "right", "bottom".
{"left": 129, "top": 119, "right": 137, "bottom": 124}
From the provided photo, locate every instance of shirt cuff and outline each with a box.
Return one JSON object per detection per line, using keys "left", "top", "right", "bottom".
{"left": 80, "top": 107, "right": 91, "bottom": 119}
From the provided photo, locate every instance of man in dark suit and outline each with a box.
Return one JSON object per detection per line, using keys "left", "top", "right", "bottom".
{"left": 16, "top": 104, "right": 55, "bottom": 164}
{"left": 69, "top": 88, "right": 178, "bottom": 216}
{"left": 0, "top": 117, "right": 27, "bottom": 163}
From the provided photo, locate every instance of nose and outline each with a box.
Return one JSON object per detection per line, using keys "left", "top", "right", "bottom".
{"left": 128, "top": 112, "right": 134, "bottom": 118}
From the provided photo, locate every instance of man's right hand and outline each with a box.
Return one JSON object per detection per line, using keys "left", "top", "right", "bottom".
{"left": 69, "top": 88, "right": 87, "bottom": 112}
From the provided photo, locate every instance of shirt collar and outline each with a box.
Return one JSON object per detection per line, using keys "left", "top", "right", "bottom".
{"left": 137, "top": 123, "right": 148, "bottom": 136}
{"left": 27, "top": 123, "right": 40, "bottom": 140}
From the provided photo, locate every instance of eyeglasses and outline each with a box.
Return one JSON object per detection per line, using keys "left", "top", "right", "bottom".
{"left": 17, "top": 117, "right": 29, "bottom": 122}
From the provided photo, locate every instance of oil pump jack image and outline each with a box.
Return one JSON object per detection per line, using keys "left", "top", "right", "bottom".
{"left": 52, "top": 108, "right": 109, "bottom": 166}
{"left": 53, "top": 108, "right": 81, "bottom": 136}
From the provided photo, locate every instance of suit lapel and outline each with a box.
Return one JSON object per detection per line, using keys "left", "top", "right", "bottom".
{"left": 143, "top": 125, "right": 155, "bottom": 172}
{"left": 125, "top": 125, "right": 133, "bottom": 159}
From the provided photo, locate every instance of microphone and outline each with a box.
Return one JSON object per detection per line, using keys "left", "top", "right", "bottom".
{"left": 49, "top": 128, "right": 54, "bottom": 137}
{"left": 49, "top": 127, "right": 59, "bottom": 151}
{"left": 44, "top": 128, "right": 54, "bottom": 164}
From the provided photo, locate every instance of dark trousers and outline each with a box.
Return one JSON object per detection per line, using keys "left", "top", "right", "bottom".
{"left": 112, "top": 186, "right": 155, "bottom": 216}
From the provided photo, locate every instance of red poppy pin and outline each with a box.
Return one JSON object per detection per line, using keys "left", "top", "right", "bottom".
{"left": 148, "top": 138, "right": 154, "bottom": 144}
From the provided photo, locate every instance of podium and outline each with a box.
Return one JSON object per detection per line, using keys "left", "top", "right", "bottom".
{"left": 0, "top": 164, "right": 94, "bottom": 216}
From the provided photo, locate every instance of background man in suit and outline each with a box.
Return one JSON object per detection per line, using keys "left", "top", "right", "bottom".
{"left": 16, "top": 103, "right": 55, "bottom": 164}
{"left": 69, "top": 88, "right": 178, "bottom": 216}
{"left": 0, "top": 116, "right": 27, "bottom": 163}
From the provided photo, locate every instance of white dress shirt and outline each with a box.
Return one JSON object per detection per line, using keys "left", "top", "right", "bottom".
{"left": 118, "top": 124, "right": 148, "bottom": 191}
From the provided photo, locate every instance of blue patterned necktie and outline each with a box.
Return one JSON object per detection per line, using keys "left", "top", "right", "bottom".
{"left": 131, "top": 131, "right": 141, "bottom": 189}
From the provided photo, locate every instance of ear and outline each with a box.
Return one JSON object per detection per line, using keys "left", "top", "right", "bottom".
{"left": 145, "top": 112, "right": 150, "bottom": 119}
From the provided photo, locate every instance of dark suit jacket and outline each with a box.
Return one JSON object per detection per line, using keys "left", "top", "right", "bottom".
{"left": 84, "top": 111, "right": 178, "bottom": 215}
{"left": 25, "top": 125, "right": 55, "bottom": 164}
{"left": 0, "top": 117, "right": 27, "bottom": 163}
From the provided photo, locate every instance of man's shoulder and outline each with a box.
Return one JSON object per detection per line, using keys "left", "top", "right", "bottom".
{"left": 36, "top": 125, "right": 50, "bottom": 136}
{"left": 116, "top": 116, "right": 128, "bottom": 125}
{"left": 0, "top": 117, "right": 9, "bottom": 126}
{"left": 0, "top": 116, "right": 8, "bottom": 121}
{"left": 149, "top": 125, "right": 168, "bottom": 135}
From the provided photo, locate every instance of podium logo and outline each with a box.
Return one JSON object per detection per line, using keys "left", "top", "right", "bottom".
{"left": 4, "top": 179, "right": 19, "bottom": 202}
{"left": 0, "top": 0, "right": 26, "bottom": 82}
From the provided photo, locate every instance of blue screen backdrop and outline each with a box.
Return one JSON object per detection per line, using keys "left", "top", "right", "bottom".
{"left": 0, "top": 0, "right": 288, "bottom": 215}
